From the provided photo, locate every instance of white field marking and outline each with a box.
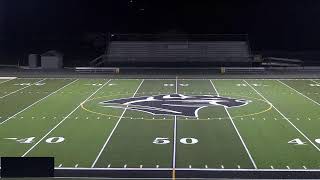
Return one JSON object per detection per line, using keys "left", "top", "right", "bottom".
{"left": 22, "top": 79, "right": 111, "bottom": 157}
{"left": 0, "top": 78, "right": 46, "bottom": 99}
{"left": 286, "top": 166, "right": 290, "bottom": 169}
{"left": 0, "top": 78, "right": 15, "bottom": 85}
{"left": 124, "top": 164, "right": 127, "bottom": 168}
{"left": 303, "top": 166, "right": 307, "bottom": 169}
{"left": 278, "top": 80, "right": 320, "bottom": 106}
{"left": 270, "top": 166, "right": 274, "bottom": 169}
{"left": 238, "top": 165, "right": 241, "bottom": 169}
{"left": 140, "top": 165, "right": 143, "bottom": 168}
{"left": 59, "top": 164, "right": 62, "bottom": 167}
{"left": 54, "top": 167, "right": 320, "bottom": 171}
{"left": 205, "top": 165, "right": 208, "bottom": 168}
{"left": 156, "top": 165, "right": 159, "bottom": 168}
{"left": 0, "top": 79, "right": 79, "bottom": 125}
{"left": 91, "top": 80, "right": 144, "bottom": 168}
{"left": 189, "top": 165, "right": 192, "bottom": 168}
{"left": 210, "top": 80, "right": 257, "bottom": 169}
{"left": 75, "top": 164, "right": 79, "bottom": 168}
{"left": 172, "top": 78, "right": 178, "bottom": 171}
{"left": 244, "top": 80, "right": 320, "bottom": 152}
{"left": 311, "top": 80, "right": 320, "bottom": 84}
{"left": 0, "top": 77, "right": 16, "bottom": 79}
{"left": 107, "top": 164, "right": 111, "bottom": 168}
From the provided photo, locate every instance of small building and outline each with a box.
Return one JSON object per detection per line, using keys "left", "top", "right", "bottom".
{"left": 28, "top": 54, "right": 39, "bottom": 68}
{"left": 41, "top": 50, "right": 63, "bottom": 69}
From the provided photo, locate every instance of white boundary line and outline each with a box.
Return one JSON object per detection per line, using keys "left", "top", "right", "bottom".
{"left": 209, "top": 80, "right": 257, "bottom": 169}
{"left": 114, "top": 78, "right": 320, "bottom": 81}
{"left": 91, "top": 79, "right": 145, "bottom": 167}
{"left": 54, "top": 167, "right": 320, "bottom": 171}
{"left": 22, "top": 79, "right": 112, "bottom": 157}
{"left": 244, "top": 80, "right": 320, "bottom": 152}
{"left": 0, "top": 79, "right": 79, "bottom": 125}
{"left": 0, "top": 78, "right": 46, "bottom": 99}
{"left": 278, "top": 80, "right": 320, "bottom": 106}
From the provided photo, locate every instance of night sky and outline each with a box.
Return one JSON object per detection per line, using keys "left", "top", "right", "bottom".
{"left": 1, "top": 0, "right": 320, "bottom": 51}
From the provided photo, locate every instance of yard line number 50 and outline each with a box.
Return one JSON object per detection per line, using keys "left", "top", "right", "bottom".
{"left": 153, "top": 137, "right": 198, "bottom": 145}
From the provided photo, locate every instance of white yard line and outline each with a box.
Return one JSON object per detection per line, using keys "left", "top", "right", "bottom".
{"left": 0, "top": 79, "right": 79, "bottom": 125}
{"left": 244, "top": 80, "right": 320, "bottom": 152}
{"left": 22, "top": 79, "right": 111, "bottom": 157}
{"left": 0, "top": 78, "right": 46, "bottom": 99}
{"left": 278, "top": 80, "right": 320, "bottom": 106}
{"left": 172, "top": 78, "right": 178, "bottom": 171}
{"left": 0, "top": 78, "right": 14, "bottom": 85}
{"left": 91, "top": 79, "right": 144, "bottom": 167}
{"left": 210, "top": 80, "right": 257, "bottom": 169}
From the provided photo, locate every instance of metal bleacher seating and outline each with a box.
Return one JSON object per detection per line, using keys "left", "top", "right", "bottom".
{"left": 103, "top": 41, "right": 251, "bottom": 63}
{"left": 88, "top": 34, "right": 254, "bottom": 69}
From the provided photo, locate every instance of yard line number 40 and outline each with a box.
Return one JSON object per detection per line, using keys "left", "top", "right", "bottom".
{"left": 5, "top": 137, "right": 65, "bottom": 144}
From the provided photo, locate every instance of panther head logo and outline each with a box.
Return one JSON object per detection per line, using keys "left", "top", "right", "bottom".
{"left": 99, "top": 94, "right": 250, "bottom": 118}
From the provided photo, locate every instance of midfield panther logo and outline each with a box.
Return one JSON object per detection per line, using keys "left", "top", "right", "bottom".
{"left": 99, "top": 94, "right": 250, "bottom": 118}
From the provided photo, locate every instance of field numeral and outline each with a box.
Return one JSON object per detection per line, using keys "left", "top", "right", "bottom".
{"left": 288, "top": 138, "right": 306, "bottom": 145}
{"left": 45, "top": 137, "right": 65, "bottom": 144}
{"left": 5, "top": 137, "right": 65, "bottom": 144}
{"left": 153, "top": 137, "right": 198, "bottom": 145}
{"left": 153, "top": 138, "right": 170, "bottom": 144}
{"left": 236, "top": 84, "right": 267, "bottom": 87}
{"left": 309, "top": 84, "right": 320, "bottom": 87}
{"left": 14, "top": 83, "right": 46, "bottom": 86}
{"left": 180, "top": 138, "right": 198, "bottom": 144}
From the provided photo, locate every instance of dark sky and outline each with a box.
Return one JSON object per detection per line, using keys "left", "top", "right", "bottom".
{"left": 1, "top": 0, "right": 320, "bottom": 50}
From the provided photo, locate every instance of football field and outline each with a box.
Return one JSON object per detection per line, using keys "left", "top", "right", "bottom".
{"left": 1, "top": 77, "right": 320, "bottom": 177}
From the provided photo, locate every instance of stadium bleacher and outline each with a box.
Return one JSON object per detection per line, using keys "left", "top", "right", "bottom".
{"left": 90, "top": 34, "right": 253, "bottom": 67}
